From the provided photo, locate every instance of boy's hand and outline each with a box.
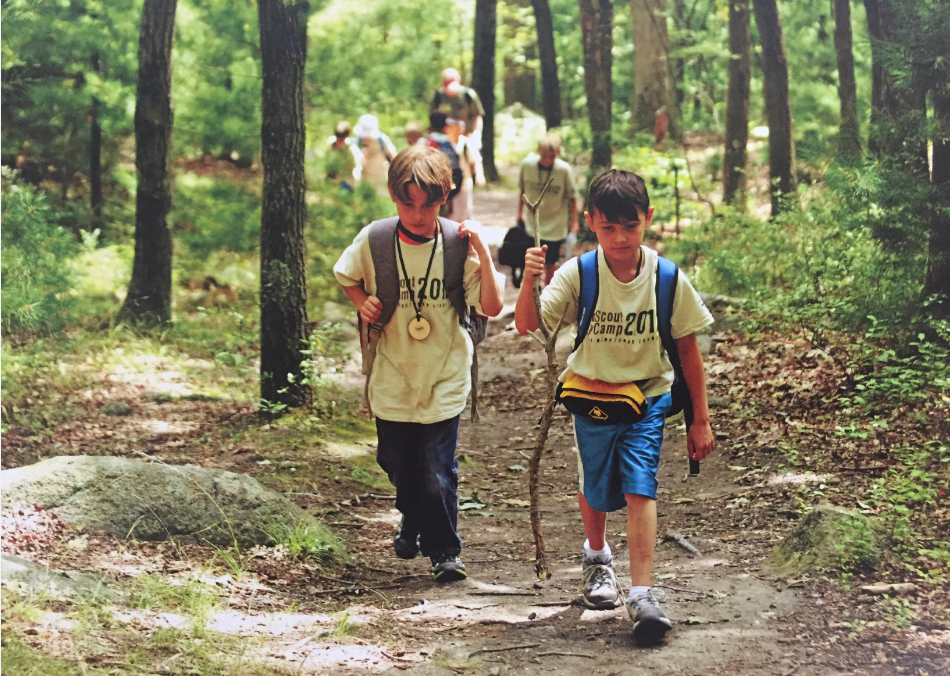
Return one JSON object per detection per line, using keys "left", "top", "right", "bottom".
{"left": 359, "top": 296, "right": 383, "bottom": 324}
{"left": 523, "top": 245, "right": 547, "bottom": 281}
{"left": 458, "top": 220, "right": 488, "bottom": 257}
{"left": 687, "top": 420, "right": 715, "bottom": 462}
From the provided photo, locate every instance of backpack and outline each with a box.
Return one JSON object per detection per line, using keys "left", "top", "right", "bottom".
{"left": 498, "top": 220, "right": 534, "bottom": 288}
{"left": 360, "top": 216, "right": 488, "bottom": 421}
{"left": 427, "top": 136, "right": 461, "bottom": 172}
{"left": 573, "top": 249, "right": 693, "bottom": 428}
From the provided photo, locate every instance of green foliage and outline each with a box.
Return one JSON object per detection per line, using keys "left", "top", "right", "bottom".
{"left": 1, "top": 182, "right": 77, "bottom": 333}
{"left": 173, "top": 174, "right": 261, "bottom": 257}
{"left": 1, "top": 633, "right": 104, "bottom": 676}
{"left": 264, "top": 518, "right": 338, "bottom": 562}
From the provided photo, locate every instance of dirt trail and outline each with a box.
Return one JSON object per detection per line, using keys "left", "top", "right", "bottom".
{"left": 4, "top": 189, "right": 946, "bottom": 675}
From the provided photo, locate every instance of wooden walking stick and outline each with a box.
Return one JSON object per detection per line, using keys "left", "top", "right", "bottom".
{"left": 521, "top": 174, "right": 568, "bottom": 580}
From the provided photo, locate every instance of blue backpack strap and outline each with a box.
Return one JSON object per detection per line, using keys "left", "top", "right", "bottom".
{"left": 655, "top": 255, "right": 680, "bottom": 366}
{"left": 573, "top": 249, "right": 599, "bottom": 351}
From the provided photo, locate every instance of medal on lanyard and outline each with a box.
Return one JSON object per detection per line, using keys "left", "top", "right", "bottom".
{"left": 396, "top": 222, "right": 439, "bottom": 341}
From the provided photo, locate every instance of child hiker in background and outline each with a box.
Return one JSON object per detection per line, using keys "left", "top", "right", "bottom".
{"left": 516, "top": 132, "right": 578, "bottom": 286}
{"left": 514, "top": 170, "right": 715, "bottom": 643}
{"left": 334, "top": 145, "right": 504, "bottom": 581}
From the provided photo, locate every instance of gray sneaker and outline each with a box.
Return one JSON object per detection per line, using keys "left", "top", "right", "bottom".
{"left": 581, "top": 563, "right": 622, "bottom": 609}
{"left": 626, "top": 590, "right": 673, "bottom": 644}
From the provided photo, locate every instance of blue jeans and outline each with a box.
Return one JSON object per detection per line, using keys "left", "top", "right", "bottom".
{"left": 375, "top": 416, "right": 462, "bottom": 557}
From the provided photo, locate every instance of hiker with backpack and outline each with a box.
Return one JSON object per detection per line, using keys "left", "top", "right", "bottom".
{"left": 354, "top": 114, "right": 397, "bottom": 193}
{"left": 514, "top": 170, "right": 715, "bottom": 644}
{"left": 333, "top": 145, "right": 504, "bottom": 582}
{"left": 325, "top": 121, "right": 362, "bottom": 191}
{"left": 425, "top": 112, "right": 481, "bottom": 220}
{"left": 431, "top": 68, "right": 484, "bottom": 151}
{"left": 516, "top": 133, "right": 579, "bottom": 286}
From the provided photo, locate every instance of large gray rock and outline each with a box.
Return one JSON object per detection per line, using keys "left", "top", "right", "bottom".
{"left": 1, "top": 456, "right": 340, "bottom": 553}
{"left": 771, "top": 504, "right": 882, "bottom": 574}
{"left": 1, "top": 552, "right": 123, "bottom": 602}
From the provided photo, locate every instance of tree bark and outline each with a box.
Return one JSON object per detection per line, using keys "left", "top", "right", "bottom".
{"left": 504, "top": 0, "right": 538, "bottom": 110}
{"left": 863, "top": 0, "right": 885, "bottom": 155}
{"left": 926, "top": 87, "right": 950, "bottom": 314}
{"left": 752, "top": 0, "right": 796, "bottom": 216}
{"left": 580, "top": 0, "right": 614, "bottom": 169}
{"left": 531, "top": 0, "right": 562, "bottom": 128}
{"left": 117, "top": 0, "right": 176, "bottom": 326}
{"left": 472, "top": 0, "right": 500, "bottom": 182}
{"left": 89, "top": 52, "right": 103, "bottom": 221}
{"left": 631, "top": 0, "right": 679, "bottom": 139}
{"left": 832, "top": 0, "right": 861, "bottom": 160}
{"left": 723, "top": 0, "right": 751, "bottom": 208}
{"left": 258, "top": 0, "right": 312, "bottom": 412}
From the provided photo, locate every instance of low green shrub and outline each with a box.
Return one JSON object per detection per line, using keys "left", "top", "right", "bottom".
{"left": 1, "top": 183, "right": 77, "bottom": 334}
{"left": 172, "top": 174, "right": 261, "bottom": 257}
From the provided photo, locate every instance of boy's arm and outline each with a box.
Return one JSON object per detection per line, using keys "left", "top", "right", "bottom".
{"left": 458, "top": 222, "right": 503, "bottom": 317}
{"left": 677, "top": 333, "right": 715, "bottom": 461}
{"left": 514, "top": 246, "right": 547, "bottom": 334}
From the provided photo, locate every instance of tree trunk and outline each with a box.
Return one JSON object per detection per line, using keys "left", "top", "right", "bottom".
{"left": 631, "top": 0, "right": 679, "bottom": 140}
{"left": 752, "top": 0, "right": 796, "bottom": 216}
{"left": 89, "top": 52, "right": 103, "bottom": 221}
{"left": 863, "top": 0, "right": 885, "bottom": 155}
{"left": 504, "top": 0, "right": 538, "bottom": 110}
{"left": 258, "top": 0, "right": 312, "bottom": 412}
{"left": 832, "top": 0, "right": 861, "bottom": 160}
{"left": 117, "top": 0, "right": 176, "bottom": 326}
{"left": 926, "top": 87, "right": 950, "bottom": 314}
{"left": 580, "top": 0, "right": 613, "bottom": 169}
{"left": 472, "top": 0, "right": 500, "bottom": 182}
{"left": 722, "top": 0, "right": 751, "bottom": 208}
{"left": 531, "top": 0, "right": 562, "bottom": 128}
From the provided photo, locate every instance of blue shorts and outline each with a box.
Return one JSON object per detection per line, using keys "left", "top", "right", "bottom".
{"left": 574, "top": 392, "right": 672, "bottom": 512}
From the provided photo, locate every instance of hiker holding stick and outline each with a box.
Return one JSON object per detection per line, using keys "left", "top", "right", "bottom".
{"left": 514, "top": 170, "right": 715, "bottom": 644}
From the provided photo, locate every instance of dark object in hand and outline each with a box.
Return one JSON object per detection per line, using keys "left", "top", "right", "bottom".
{"left": 499, "top": 220, "right": 534, "bottom": 289}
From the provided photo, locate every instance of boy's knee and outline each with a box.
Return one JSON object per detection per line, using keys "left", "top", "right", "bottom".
{"left": 624, "top": 493, "right": 656, "bottom": 510}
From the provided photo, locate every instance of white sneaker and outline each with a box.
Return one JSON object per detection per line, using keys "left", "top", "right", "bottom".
{"left": 581, "top": 563, "right": 622, "bottom": 609}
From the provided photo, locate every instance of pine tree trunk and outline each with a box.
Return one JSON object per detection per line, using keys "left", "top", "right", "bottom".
{"left": 832, "top": 0, "right": 861, "bottom": 160}
{"left": 723, "top": 0, "right": 751, "bottom": 208}
{"left": 631, "top": 0, "right": 679, "bottom": 139}
{"left": 752, "top": 0, "right": 796, "bottom": 216}
{"left": 90, "top": 52, "right": 103, "bottom": 221}
{"left": 117, "top": 0, "right": 177, "bottom": 326}
{"left": 472, "top": 0, "right": 500, "bottom": 181}
{"left": 926, "top": 87, "right": 950, "bottom": 315}
{"left": 531, "top": 0, "right": 562, "bottom": 129}
{"left": 863, "top": 0, "right": 885, "bottom": 155}
{"left": 504, "top": 0, "right": 538, "bottom": 110}
{"left": 580, "top": 0, "right": 613, "bottom": 169}
{"left": 258, "top": 0, "right": 312, "bottom": 412}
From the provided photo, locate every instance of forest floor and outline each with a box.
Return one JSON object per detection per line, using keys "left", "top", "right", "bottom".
{"left": 2, "top": 189, "right": 949, "bottom": 676}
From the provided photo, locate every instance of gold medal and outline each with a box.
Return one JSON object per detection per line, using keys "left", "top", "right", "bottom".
{"left": 408, "top": 316, "right": 431, "bottom": 341}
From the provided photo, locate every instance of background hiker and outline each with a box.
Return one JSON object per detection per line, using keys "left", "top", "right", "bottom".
{"left": 516, "top": 133, "right": 578, "bottom": 285}
{"left": 514, "top": 169, "right": 715, "bottom": 645}
{"left": 431, "top": 67, "right": 484, "bottom": 151}
{"left": 354, "top": 114, "right": 397, "bottom": 194}
{"left": 325, "top": 120, "right": 362, "bottom": 191}
{"left": 333, "top": 145, "right": 504, "bottom": 582}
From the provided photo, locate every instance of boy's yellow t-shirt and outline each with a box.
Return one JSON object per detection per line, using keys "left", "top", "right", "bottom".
{"left": 334, "top": 224, "right": 505, "bottom": 423}
{"left": 539, "top": 246, "right": 714, "bottom": 397}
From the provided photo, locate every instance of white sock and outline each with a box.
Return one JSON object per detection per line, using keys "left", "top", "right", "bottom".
{"left": 628, "top": 585, "right": 651, "bottom": 600}
{"left": 583, "top": 539, "right": 612, "bottom": 564}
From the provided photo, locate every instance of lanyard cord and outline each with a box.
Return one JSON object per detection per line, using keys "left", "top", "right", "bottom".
{"left": 395, "top": 221, "right": 440, "bottom": 320}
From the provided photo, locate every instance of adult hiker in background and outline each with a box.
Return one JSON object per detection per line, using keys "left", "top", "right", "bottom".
{"left": 354, "top": 114, "right": 397, "bottom": 194}
{"left": 404, "top": 121, "right": 426, "bottom": 148}
{"left": 516, "top": 132, "right": 579, "bottom": 285}
{"left": 325, "top": 121, "right": 362, "bottom": 191}
{"left": 431, "top": 68, "right": 484, "bottom": 151}
{"left": 333, "top": 145, "right": 504, "bottom": 582}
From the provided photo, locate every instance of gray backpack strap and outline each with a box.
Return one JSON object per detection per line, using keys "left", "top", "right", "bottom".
{"left": 366, "top": 217, "right": 401, "bottom": 329}
{"left": 439, "top": 217, "right": 469, "bottom": 323}
{"left": 361, "top": 218, "right": 400, "bottom": 409}
{"left": 439, "top": 217, "right": 485, "bottom": 423}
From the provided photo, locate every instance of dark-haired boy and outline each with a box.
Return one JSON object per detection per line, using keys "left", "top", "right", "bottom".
{"left": 514, "top": 170, "right": 715, "bottom": 643}
{"left": 334, "top": 145, "right": 504, "bottom": 582}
